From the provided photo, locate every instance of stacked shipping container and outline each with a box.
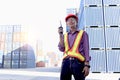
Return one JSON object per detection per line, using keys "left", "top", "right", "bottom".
{"left": 78, "top": 0, "right": 120, "bottom": 73}
{"left": 0, "top": 25, "right": 35, "bottom": 68}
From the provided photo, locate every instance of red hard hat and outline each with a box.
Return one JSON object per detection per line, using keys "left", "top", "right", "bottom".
{"left": 65, "top": 14, "right": 78, "bottom": 22}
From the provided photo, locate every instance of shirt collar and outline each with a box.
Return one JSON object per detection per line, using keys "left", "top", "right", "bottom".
{"left": 68, "top": 29, "right": 79, "bottom": 35}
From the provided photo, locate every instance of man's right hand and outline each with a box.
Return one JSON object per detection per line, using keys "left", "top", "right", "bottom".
{"left": 58, "top": 26, "right": 64, "bottom": 46}
{"left": 58, "top": 26, "right": 63, "bottom": 35}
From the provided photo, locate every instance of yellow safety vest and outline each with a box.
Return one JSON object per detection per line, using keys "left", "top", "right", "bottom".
{"left": 63, "top": 30, "right": 85, "bottom": 62}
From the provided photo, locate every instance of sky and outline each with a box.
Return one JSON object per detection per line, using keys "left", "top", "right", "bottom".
{"left": 0, "top": 0, "right": 80, "bottom": 53}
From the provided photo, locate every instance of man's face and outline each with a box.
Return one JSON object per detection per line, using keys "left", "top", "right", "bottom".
{"left": 66, "top": 17, "right": 77, "bottom": 29}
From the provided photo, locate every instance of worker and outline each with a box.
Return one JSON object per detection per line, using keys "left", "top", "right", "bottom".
{"left": 58, "top": 14, "right": 91, "bottom": 80}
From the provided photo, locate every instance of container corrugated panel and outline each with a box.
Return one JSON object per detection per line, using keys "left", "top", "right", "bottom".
{"left": 107, "top": 50, "right": 120, "bottom": 72}
{"left": 12, "top": 65, "right": 19, "bottom": 68}
{"left": 85, "top": 27, "right": 105, "bottom": 48}
{"left": 104, "top": 7, "right": 120, "bottom": 25}
{"left": 27, "top": 51, "right": 35, "bottom": 68}
{"left": 20, "top": 51, "right": 27, "bottom": 60}
{"left": 20, "top": 55, "right": 27, "bottom": 60}
{"left": 20, "top": 60, "right": 27, "bottom": 68}
{"left": 78, "top": 0, "right": 85, "bottom": 30}
{"left": 27, "top": 50, "right": 35, "bottom": 60}
{"left": 20, "top": 64, "right": 27, "bottom": 68}
{"left": 84, "top": 0, "right": 102, "bottom": 5}
{"left": 12, "top": 60, "right": 19, "bottom": 68}
{"left": 78, "top": 13, "right": 85, "bottom": 30}
{"left": 105, "top": 27, "right": 120, "bottom": 48}
{"left": 104, "top": 0, "right": 120, "bottom": 4}
{"left": 12, "top": 55, "right": 19, "bottom": 60}
{"left": 90, "top": 50, "right": 106, "bottom": 72}
{"left": 4, "top": 53, "right": 11, "bottom": 60}
{"left": 0, "top": 51, "right": 3, "bottom": 64}
{"left": 3, "top": 60, "right": 11, "bottom": 68}
{"left": 27, "top": 59, "right": 35, "bottom": 68}
{"left": 84, "top": 7, "right": 104, "bottom": 26}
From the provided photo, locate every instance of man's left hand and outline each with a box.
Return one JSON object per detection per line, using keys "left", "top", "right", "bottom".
{"left": 82, "top": 66, "right": 90, "bottom": 77}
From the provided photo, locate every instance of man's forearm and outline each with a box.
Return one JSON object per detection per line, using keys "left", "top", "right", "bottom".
{"left": 59, "top": 34, "right": 64, "bottom": 46}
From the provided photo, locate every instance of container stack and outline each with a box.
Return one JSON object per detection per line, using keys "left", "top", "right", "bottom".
{"left": 78, "top": 0, "right": 120, "bottom": 73}
{"left": 0, "top": 25, "right": 35, "bottom": 68}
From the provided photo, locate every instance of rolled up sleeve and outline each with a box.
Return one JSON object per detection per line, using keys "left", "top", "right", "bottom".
{"left": 58, "top": 43, "right": 65, "bottom": 52}
{"left": 83, "top": 31, "right": 91, "bottom": 62}
{"left": 58, "top": 35, "right": 65, "bottom": 52}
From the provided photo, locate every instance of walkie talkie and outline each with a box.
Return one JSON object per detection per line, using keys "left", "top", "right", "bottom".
{"left": 59, "top": 20, "right": 63, "bottom": 34}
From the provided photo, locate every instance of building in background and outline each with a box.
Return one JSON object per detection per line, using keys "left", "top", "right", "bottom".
{"left": 0, "top": 25, "right": 35, "bottom": 68}
{"left": 78, "top": 0, "right": 120, "bottom": 73}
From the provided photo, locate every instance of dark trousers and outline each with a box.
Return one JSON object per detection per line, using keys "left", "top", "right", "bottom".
{"left": 60, "top": 57, "right": 85, "bottom": 80}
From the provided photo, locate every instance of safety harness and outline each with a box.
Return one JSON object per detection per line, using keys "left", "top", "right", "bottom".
{"left": 63, "top": 30, "right": 85, "bottom": 62}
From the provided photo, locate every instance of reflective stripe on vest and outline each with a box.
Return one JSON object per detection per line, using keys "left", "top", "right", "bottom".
{"left": 63, "top": 30, "right": 85, "bottom": 62}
